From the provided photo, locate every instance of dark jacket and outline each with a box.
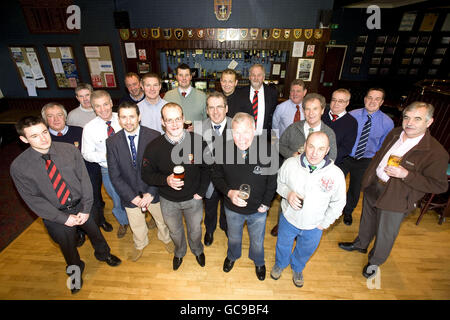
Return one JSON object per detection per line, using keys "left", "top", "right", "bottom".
{"left": 361, "top": 127, "right": 449, "bottom": 213}
{"left": 106, "top": 126, "right": 161, "bottom": 207}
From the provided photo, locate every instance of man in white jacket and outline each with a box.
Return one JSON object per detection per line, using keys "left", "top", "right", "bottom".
{"left": 271, "top": 131, "right": 346, "bottom": 287}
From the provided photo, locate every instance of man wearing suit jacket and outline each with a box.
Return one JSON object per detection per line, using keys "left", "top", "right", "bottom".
{"left": 201, "top": 92, "right": 233, "bottom": 246}
{"left": 234, "top": 64, "right": 278, "bottom": 137}
{"left": 106, "top": 101, "right": 174, "bottom": 262}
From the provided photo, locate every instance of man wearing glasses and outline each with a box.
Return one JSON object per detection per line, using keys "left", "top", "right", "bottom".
{"left": 141, "top": 103, "right": 210, "bottom": 271}
{"left": 321, "top": 88, "right": 358, "bottom": 169}
{"left": 339, "top": 88, "right": 394, "bottom": 226}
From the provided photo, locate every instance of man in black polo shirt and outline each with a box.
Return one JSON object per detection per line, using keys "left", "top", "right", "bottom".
{"left": 141, "top": 103, "right": 210, "bottom": 271}
{"left": 10, "top": 116, "right": 121, "bottom": 294}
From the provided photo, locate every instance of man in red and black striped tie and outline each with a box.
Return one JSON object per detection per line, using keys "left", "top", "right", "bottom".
{"left": 10, "top": 116, "right": 122, "bottom": 294}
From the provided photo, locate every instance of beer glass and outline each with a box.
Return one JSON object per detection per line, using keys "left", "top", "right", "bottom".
{"left": 238, "top": 184, "right": 250, "bottom": 200}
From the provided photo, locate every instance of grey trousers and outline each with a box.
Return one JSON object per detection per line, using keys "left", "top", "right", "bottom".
{"left": 353, "top": 180, "right": 406, "bottom": 266}
{"left": 159, "top": 196, "right": 204, "bottom": 258}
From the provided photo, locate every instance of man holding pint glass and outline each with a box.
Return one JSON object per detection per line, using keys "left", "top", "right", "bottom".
{"left": 339, "top": 101, "right": 449, "bottom": 280}
{"left": 141, "top": 103, "right": 210, "bottom": 271}
{"left": 212, "top": 112, "right": 277, "bottom": 281}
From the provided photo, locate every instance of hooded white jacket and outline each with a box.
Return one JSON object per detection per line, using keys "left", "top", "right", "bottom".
{"left": 277, "top": 154, "right": 346, "bottom": 230}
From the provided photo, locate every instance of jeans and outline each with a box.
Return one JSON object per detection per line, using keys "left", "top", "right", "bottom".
{"left": 275, "top": 213, "right": 323, "bottom": 273}
{"left": 101, "top": 167, "right": 129, "bottom": 226}
{"left": 224, "top": 207, "right": 267, "bottom": 267}
{"left": 159, "top": 196, "right": 204, "bottom": 258}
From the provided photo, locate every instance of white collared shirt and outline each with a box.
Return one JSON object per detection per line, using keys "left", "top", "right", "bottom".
{"left": 81, "top": 113, "right": 121, "bottom": 167}
{"left": 124, "top": 126, "right": 140, "bottom": 159}
{"left": 328, "top": 110, "right": 347, "bottom": 121}
{"left": 250, "top": 86, "right": 265, "bottom": 136}
{"left": 376, "top": 131, "right": 424, "bottom": 182}
{"left": 179, "top": 86, "right": 192, "bottom": 97}
{"left": 304, "top": 122, "right": 321, "bottom": 138}
{"left": 49, "top": 125, "right": 69, "bottom": 136}
{"left": 211, "top": 118, "right": 227, "bottom": 136}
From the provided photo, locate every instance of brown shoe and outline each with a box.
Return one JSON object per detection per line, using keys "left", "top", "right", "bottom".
{"left": 146, "top": 215, "right": 157, "bottom": 229}
{"left": 130, "top": 248, "right": 143, "bottom": 262}
{"left": 270, "top": 224, "right": 278, "bottom": 237}
{"left": 117, "top": 224, "right": 128, "bottom": 238}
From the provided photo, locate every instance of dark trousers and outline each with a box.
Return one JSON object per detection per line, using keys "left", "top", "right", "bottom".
{"left": 85, "top": 161, "right": 106, "bottom": 226}
{"left": 339, "top": 156, "right": 372, "bottom": 217}
{"left": 353, "top": 180, "right": 406, "bottom": 266}
{"left": 43, "top": 206, "right": 111, "bottom": 272}
{"left": 204, "top": 189, "right": 227, "bottom": 234}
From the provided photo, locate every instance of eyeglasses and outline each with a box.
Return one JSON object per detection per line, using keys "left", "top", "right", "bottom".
{"left": 164, "top": 117, "right": 183, "bottom": 125}
{"left": 331, "top": 99, "right": 349, "bottom": 104}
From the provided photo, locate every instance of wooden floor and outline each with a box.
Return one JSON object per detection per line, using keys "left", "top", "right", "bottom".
{"left": 0, "top": 192, "right": 449, "bottom": 300}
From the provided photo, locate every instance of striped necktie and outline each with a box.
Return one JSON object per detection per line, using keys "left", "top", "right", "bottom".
{"left": 252, "top": 90, "right": 258, "bottom": 121}
{"left": 293, "top": 105, "right": 301, "bottom": 123}
{"left": 106, "top": 121, "right": 115, "bottom": 137}
{"left": 128, "top": 135, "right": 137, "bottom": 167}
{"left": 42, "top": 154, "right": 72, "bottom": 205}
{"left": 354, "top": 114, "right": 372, "bottom": 159}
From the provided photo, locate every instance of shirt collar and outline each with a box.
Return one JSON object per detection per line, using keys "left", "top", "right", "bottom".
{"left": 124, "top": 126, "right": 140, "bottom": 139}
{"left": 49, "top": 125, "right": 69, "bottom": 136}
{"left": 164, "top": 130, "right": 187, "bottom": 145}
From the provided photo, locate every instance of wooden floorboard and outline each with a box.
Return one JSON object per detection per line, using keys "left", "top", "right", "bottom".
{"left": 0, "top": 193, "right": 449, "bottom": 300}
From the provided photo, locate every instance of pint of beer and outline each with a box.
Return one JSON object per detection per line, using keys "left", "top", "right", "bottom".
{"left": 387, "top": 154, "right": 402, "bottom": 167}
{"left": 173, "top": 165, "right": 185, "bottom": 181}
{"left": 184, "top": 120, "right": 192, "bottom": 129}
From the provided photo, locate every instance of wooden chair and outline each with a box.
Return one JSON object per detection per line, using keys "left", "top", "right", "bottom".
{"left": 416, "top": 165, "right": 450, "bottom": 225}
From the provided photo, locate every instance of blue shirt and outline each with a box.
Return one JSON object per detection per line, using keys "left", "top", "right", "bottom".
{"left": 349, "top": 108, "right": 394, "bottom": 158}
{"left": 137, "top": 97, "right": 167, "bottom": 134}
{"left": 272, "top": 99, "right": 305, "bottom": 138}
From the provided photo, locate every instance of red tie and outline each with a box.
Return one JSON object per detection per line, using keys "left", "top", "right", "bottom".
{"left": 252, "top": 90, "right": 258, "bottom": 121}
{"left": 57, "top": 132, "right": 63, "bottom": 136}
{"left": 181, "top": 92, "right": 186, "bottom": 97}
{"left": 106, "top": 121, "right": 115, "bottom": 137}
{"left": 331, "top": 114, "right": 338, "bottom": 122}
{"left": 293, "top": 105, "right": 301, "bottom": 123}
{"left": 42, "top": 154, "right": 72, "bottom": 205}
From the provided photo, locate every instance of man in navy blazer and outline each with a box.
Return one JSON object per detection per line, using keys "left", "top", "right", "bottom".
{"left": 232, "top": 64, "right": 279, "bottom": 138}
{"left": 106, "top": 101, "right": 174, "bottom": 262}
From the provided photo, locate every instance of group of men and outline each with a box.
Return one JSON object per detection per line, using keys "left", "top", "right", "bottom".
{"left": 10, "top": 62, "right": 448, "bottom": 293}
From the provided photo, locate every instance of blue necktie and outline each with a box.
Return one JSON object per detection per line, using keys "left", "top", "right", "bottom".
{"left": 213, "top": 124, "right": 221, "bottom": 135}
{"left": 128, "top": 135, "right": 137, "bottom": 167}
{"left": 355, "top": 114, "right": 372, "bottom": 159}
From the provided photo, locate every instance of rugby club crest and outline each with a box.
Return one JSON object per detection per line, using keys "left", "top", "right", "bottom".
{"left": 214, "top": 0, "right": 232, "bottom": 21}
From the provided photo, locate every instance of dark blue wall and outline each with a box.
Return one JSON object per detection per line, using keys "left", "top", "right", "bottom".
{"left": 0, "top": 0, "right": 333, "bottom": 99}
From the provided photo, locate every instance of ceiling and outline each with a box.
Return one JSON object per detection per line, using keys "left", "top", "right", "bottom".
{"left": 333, "top": 0, "right": 449, "bottom": 9}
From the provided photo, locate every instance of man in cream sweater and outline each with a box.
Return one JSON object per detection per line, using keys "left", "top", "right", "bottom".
{"left": 271, "top": 131, "right": 346, "bottom": 288}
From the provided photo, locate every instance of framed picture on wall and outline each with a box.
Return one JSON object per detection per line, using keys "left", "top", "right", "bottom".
{"left": 384, "top": 47, "right": 396, "bottom": 55}
{"left": 412, "top": 57, "right": 423, "bottom": 65}
{"left": 401, "top": 58, "right": 412, "bottom": 65}
{"left": 83, "top": 44, "right": 117, "bottom": 88}
{"left": 45, "top": 45, "right": 80, "bottom": 89}
{"left": 382, "top": 57, "right": 392, "bottom": 65}
{"left": 428, "top": 69, "right": 437, "bottom": 75}
{"left": 434, "top": 48, "right": 447, "bottom": 55}
{"left": 379, "top": 68, "right": 390, "bottom": 75}
{"left": 432, "top": 58, "right": 443, "bottom": 65}
{"left": 370, "top": 57, "right": 381, "bottom": 65}
{"left": 440, "top": 37, "right": 450, "bottom": 45}
{"left": 398, "top": 68, "right": 408, "bottom": 75}
{"left": 404, "top": 47, "right": 415, "bottom": 55}
{"left": 418, "top": 36, "right": 431, "bottom": 45}
{"left": 8, "top": 45, "right": 48, "bottom": 92}
{"left": 296, "top": 58, "right": 315, "bottom": 81}
{"left": 409, "top": 68, "right": 419, "bottom": 75}
{"left": 407, "top": 36, "right": 418, "bottom": 44}
{"left": 137, "top": 62, "right": 151, "bottom": 74}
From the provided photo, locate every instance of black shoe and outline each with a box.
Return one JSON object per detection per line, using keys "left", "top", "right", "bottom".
{"left": 100, "top": 221, "right": 113, "bottom": 232}
{"left": 196, "top": 253, "right": 205, "bottom": 267}
{"left": 338, "top": 242, "right": 367, "bottom": 253}
{"left": 204, "top": 233, "right": 214, "bottom": 246}
{"left": 76, "top": 231, "right": 86, "bottom": 247}
{"left": 343, "top": 214, "right": 353, "bottom": 226}
{"left": 270, "top": 224, "right": 278, "bottom": 237}
{"left": 362, "top": 263, "right": 378, "bottom": 279}
{"left": 104, "top": 254, "right": 121, "bottom": 267}
{"left": 255, "top": 265, "right": 266, "bottom": 281}
{"left": 173, "top": 256, "right": 183, "bottom": 270}
{"left": 223, "top": 257, "right": 235, "bottom": 273}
